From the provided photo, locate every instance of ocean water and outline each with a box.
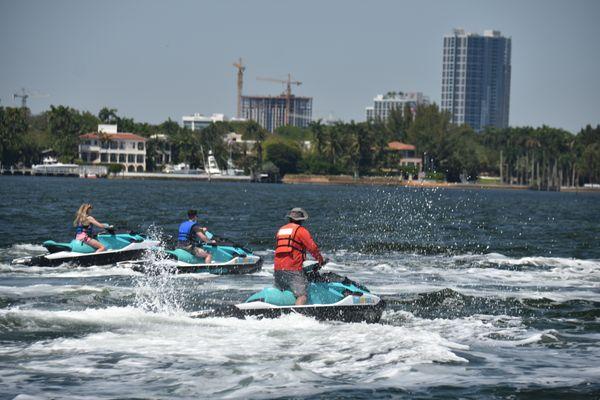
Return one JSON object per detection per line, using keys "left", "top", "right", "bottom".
{"left": 0, "top": 176, "right": 599, "bottom": 399}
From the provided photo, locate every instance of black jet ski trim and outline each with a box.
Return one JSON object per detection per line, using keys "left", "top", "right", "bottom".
{"left": 11, "top": 232, "right": 160, "bottom": 267}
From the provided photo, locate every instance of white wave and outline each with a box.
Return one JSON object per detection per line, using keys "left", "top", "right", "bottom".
{"left": 477, "top": 253, "right": 600, "bottom": 269}
{"left": 0, "top": 284, "right": 110, "bottom": 298}
{"left": 0, "top": 243, "right": 47, "bottom": 264}
{"left": 3, "top": 306, "right": 590, "bottom": 398}
{"left": 47, "top": 265, "right": 142, "bottom": 277}
{"left": 0, "top": 307, "right": 467, "bottom": 397}
{"left": 9, "top": 243, "right": 47, "bottom": 252}
{"left": 512, "top": 331, "right": 559, "bottom": 346}
{"left": 384, "top": 311, "right": 564, "bottom": 350}
{"left": 0, "top": 264, "right": 141, "bottom": 277}
{"left": 317, "top": 251, "right": 600, "bottom": 303}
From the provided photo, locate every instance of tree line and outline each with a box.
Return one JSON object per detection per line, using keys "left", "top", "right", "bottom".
{"left": 1, "top": 104, "right": 599, "bottom": 189}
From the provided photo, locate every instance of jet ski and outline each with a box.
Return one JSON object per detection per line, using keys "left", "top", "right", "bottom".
{"left": 11, "top": 229, "right": 160, "bottom": 267}
{"left": 117, "top": 233, "right": 262, "bottom": 275}
{"left": 227, "top": 262, "right": 385, "bottom": 323}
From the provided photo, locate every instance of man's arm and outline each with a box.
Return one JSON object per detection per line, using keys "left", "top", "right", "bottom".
{"left": 298, "top": 227, "right": 324, "bottom": 264}
{"left": 194, "top": 226, "right": 213, "bottom": 243}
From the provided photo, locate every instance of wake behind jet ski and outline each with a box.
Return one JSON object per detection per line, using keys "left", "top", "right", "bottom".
{"left": 11, "top": 229, "right": 160, "bottom": 267}
{"left": 229, "top": 262, "right": 385, "bottom": 323}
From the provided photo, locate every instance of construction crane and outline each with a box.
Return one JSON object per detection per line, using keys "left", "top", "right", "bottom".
{"left": 257, "top": 74, "right": 302, "bottom": 125}
{"left": 232, "top": 58, "right": 245, "bottom": 119}
{"left": 13, "top": 88, "right": 48, "bottom": 109}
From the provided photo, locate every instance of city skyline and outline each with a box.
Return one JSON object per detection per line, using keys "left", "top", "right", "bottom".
{"left": 1, "top": 0, "right": 599, "bottom": 133}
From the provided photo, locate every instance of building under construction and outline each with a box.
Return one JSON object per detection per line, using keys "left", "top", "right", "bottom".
{"left": 241, "top": 95, "right": 312, "bottom": 132}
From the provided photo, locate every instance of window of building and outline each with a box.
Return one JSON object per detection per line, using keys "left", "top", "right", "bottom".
{"left": 119, "top": 154, "right": 126, "bottom": 162}
{"left": 138, "top": 142, "right": 144, "bottom": 151}
{"left": 119, "top": 141, "right": 125, "bottom": 150}
{"left": 136, "top": 155, "right": 144, "bottom": 163}
{"left": 110, "top": 141, "right": 118, "bottom": 149}
{"left": 128, "top": 154, "right": 135, "bottom": 163}
{"left": 101, "top": 153, "right": 108, "bottom": 162}
{"left": 131, "top": 142, "right": 136, "bottom": 149}
{"left": 110, "top": 153, "right": 117, "bottom": 162}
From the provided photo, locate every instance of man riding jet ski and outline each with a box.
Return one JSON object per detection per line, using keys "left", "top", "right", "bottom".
{"left": 272, "top": 207, "right": 325, "bottom": 305}
{"left": 12, "top": 203, "right": 160, "bottom": 267}
{"left": 226, "top": 207, "right": 383, "bottom": 323}
{"left": 229, "top": 261, "right": 385, "bottom": 323}
{"left": 117, "top": 209, "right": 262, "bottom": 275}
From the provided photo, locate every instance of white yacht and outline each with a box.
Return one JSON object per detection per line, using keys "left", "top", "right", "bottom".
{"left": 31, "top": 156, "right": 79, "bottom": 176}
{"left": 204, "top": 151, "right": 222, "bottom": 175}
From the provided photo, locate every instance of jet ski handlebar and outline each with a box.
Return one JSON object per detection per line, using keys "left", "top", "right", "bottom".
{"left": 303, "top": 258, "right": 330, "bottom": 272}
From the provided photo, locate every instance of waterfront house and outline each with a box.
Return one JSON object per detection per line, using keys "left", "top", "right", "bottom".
{"left": 79, "top": 124, "right": 147, "bottom": 172}
{"left": 386, "top": 141, "right": 423, "bottom": 175}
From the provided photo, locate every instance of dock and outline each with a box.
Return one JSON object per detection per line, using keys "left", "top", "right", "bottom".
{"left": 111, "top": 171, "right": 252, "bottom": 182}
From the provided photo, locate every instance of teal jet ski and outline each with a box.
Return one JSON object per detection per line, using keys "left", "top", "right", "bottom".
{"left": 216, "top": 262, "right": 384, "bottom": 323}
{"left": 12, "top": 229, "right": 160, "bottom": 267}
{"left": 118, "top": 232, "right": 262, "bottom": 275}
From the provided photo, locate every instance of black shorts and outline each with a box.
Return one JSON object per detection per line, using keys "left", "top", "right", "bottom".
{"left": 274, "top": 270, "right": 308, "bottom": 297}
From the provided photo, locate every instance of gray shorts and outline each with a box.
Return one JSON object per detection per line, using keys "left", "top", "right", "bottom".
{"left": 274, "top": 270, "right": 308, "bottom": 298}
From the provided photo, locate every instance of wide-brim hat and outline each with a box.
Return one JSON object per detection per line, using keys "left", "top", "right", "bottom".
{"left": 286, "top": 207, "right": 308, "bottom": 221}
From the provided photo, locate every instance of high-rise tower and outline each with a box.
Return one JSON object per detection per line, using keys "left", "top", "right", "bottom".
{"left": 441, "top": 29, "right": 511, "bottom": 131}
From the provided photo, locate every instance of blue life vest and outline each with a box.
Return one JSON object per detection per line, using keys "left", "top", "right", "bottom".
{"left": 75, "top": 223, "right": 93, "bottom": 236}
{"left": 178, "top": 220, "right": 198, "bottom": 243}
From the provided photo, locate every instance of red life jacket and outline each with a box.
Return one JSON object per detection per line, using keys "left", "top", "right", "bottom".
{"left": 275, "top": 223, "right": 306, "bottom": 259}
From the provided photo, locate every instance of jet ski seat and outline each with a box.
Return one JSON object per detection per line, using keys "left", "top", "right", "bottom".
{"left": 42, "top": 240, "right": 73, "bottom": 254}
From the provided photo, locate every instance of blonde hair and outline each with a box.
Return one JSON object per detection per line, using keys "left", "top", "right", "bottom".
{"left": 73, "top": 203, "right": 92, "bottom": 227}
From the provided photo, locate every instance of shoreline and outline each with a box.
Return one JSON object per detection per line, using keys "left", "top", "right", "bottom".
{"left": 282, "top": 174, "right": 600, "bottom": 192}
{"left": 2, "top": 173, "right": 599, "bottom": 192}
{"left": 108, "top": 172, "right": 252, "bottom": 182}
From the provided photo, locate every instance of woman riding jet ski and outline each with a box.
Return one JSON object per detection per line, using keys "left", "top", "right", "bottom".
{"left": 12, "top": 203, "right": 159, "bottom": 267}
{"left": 232, "top": 261, "right": 385, "bottom": 323}
{"left": 117, "top": 209, "right": 262, "bottom": 275}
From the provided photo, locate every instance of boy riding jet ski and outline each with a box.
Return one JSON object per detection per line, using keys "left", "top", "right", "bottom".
{"left": 117, "top": 209, "right": 262, "bottom": 275}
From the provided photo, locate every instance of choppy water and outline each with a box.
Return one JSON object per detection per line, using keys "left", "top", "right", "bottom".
{"left": 0, "top": 176, "right": 599, "bottom": 399}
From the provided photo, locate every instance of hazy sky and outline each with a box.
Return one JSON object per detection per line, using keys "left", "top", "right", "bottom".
{"left": 1, "top": 0, "right": 598, "bottom": 133}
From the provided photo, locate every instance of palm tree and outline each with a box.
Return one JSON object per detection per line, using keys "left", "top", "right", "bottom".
{"left": 309, "top": 120, "right": 326, "bottom": 157}
{"left": 98, "top": 108, "right": 118, "bottom": 124}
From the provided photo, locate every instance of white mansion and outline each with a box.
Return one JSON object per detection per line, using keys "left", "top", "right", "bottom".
{"left": 79, "top": 124, "right": 147, "bottom": 172}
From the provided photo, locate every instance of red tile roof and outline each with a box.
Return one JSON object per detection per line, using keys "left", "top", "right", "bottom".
{"left": 387, "top": 141, "right": 416, "bottom": 151}
{"left": 80, "top": 132, "right": 147, "bottom": 141}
